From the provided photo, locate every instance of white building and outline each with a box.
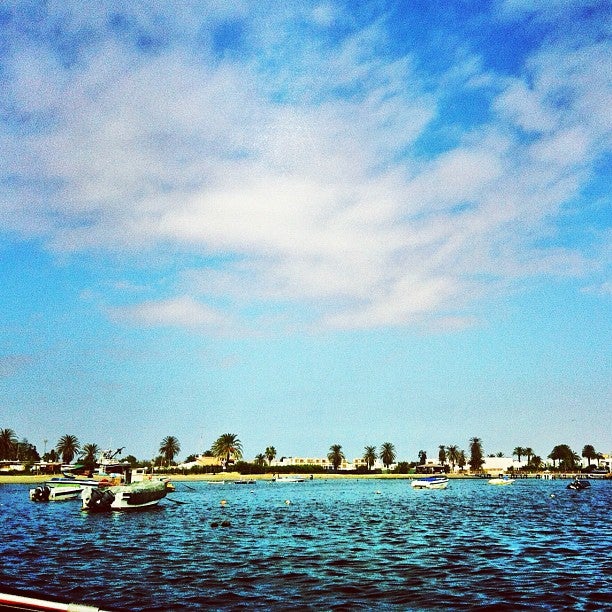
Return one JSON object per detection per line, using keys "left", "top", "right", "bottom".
{"left": 271, "top": 456, "right": 388, "bottom": 471}
{"left": 480, "top": 457, "right": 527, "bottom": 473}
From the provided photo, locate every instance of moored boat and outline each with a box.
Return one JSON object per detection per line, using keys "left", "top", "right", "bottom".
{"left": 567, "top": 478, "right": 590, "bottom": 490}
{"left": 411, "top": 476, "right": 449, "bottom": 489}
{"left": 272, "top": 476, "right": 306, "bottom": 483}
{"left": 488, "top": 476, "right": 515, "bottom": 485}
{"left": 29, "top": 477, "right": 101, "bottom": 502}
{"left": 81, "top": 478, "right": 168, "bottom": 511}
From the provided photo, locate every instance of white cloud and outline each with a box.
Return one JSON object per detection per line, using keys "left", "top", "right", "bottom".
{"left": 581, "top": 281, "right": 612, "bottom": 296}
{"left": 1, "top": 3, "right": 609, "bottom": 334}
{"left": 108, "top": 297, "right": 227, "bottom": 330}
{"left": 493, "top": 79, "right": 558, "bottom": 133}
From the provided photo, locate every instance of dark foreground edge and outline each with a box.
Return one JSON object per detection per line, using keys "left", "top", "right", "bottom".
{"left": 0, "top": 587, "right": 124, "bottom": 612}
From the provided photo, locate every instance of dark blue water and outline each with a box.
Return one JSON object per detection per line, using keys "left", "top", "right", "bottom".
{"left": 1, "top": 478, "right": 610, "bottom": 611}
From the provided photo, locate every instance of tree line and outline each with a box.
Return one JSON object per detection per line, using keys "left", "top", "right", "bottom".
{"left": 0, "top": 427, "right": 606, "bottom": 473}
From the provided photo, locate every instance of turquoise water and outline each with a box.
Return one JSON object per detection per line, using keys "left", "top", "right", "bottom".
{"left": 1, "top": 478, "right": 610, "bottom": 610}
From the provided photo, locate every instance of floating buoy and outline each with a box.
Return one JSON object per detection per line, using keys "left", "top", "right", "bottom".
{"left": 211, "top": 521, "right": 219, "bottom": 528}
{"left": 285, "top": 499, "right": 291, "bottom": 505}
{"left": 550, "top": 494, "right": 556, "bottom": 498}
{"left": 221, "top": 520, "right": 231, "bottom": 527}
{"left": 220, "top": 499, "right": 227, "bottom": 506}
{"left": 375, "top": 490, "right": 381, "bottom": 495}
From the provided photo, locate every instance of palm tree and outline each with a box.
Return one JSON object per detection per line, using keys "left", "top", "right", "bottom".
{"left": 418, "top": 450, "right": 427, "bottom": 465}
{"left": 327, "top": 444, "right": 345, "bottom": 471}
{"left": 0, "top": 428, "right": 18, "bottom": 460}
{"left": 447, "top": 445, "right": 460, "bottom": 471}
{"left": 254, "top": 453, "right": 266, "bottom": 468}
{"left": 529, "top": 455, "right": 542, "bottom": 470}
{"left": 56, "top": 434, "right": 80, "bottom": 465}
{"left": 438, "top": 445, "right": 447, "bottom": 465}
{"left": 468, "top": 437, "right": 484, "bottom": 472}
{"left": 458, "top": 450, "right": 467, "bottom": 471}
{"left": 265, "top": 446, "right": 277, "bottom": 465}
{"left": 524, "top": 447, "right": 534, "bottom": 464}
{"left": 581, "top": 444, "right": 598, "bottom": 467}
{"left": 548, "top": 446, "right": 562, "bottom": 468}
{"left": 513, "top": 447, "right": 526, "bottom": 462}
{"left": 81, "top": 443, "right": 99, "bottom": 473}
{"left": 211, "top": 433, "right": 243, "bottom": 470}
{"left": 380, "top": 442, "right": 396, "bottom": 469}
{"left": 363, "top": 445, "right": 377, "bottom": 471}
{"left": 549, "top": 444, "right": 579, "bottom": 471}
{"left": 159, "top": 436, "right": 181, "bottom": 466}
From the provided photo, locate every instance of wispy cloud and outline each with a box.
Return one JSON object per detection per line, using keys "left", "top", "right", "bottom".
{"left": 108, "top": 296, "right": 228, "bottom": 331}
{"left": 0, "top": 2, "right": 609, "bottom": 334}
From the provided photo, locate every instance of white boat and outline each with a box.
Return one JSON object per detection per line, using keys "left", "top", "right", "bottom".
{"left": 30, "top": 483, "right": 81, "bottom": 501}
{"left": 272, "top": 476, "right": 306, "bottom": 483}
{"left": 411, "top": 476, "right": 449, "bottom": 489}
{"left": 81, "top": 478, "right": 168, "bottom": 511}
{"left": 29, "top": 477, "right": 101, "bottom": 502}
{"left": 488, "top": 476, "right": 515, "bottom": 485}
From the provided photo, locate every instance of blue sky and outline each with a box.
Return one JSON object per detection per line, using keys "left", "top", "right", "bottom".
{"left": 1, "top": 0, "right": 610, "bottom": 463}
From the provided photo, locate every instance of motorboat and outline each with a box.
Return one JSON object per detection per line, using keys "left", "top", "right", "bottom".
{"left": 411, "top": 476, "right": 448, "bottom": 489}
{"left": 29, "top": 477, "right": 101, "bottom": 502}
{"left": 271, "top": 476, "right": 306, "bottom": 483}
{"left": 30, "top": 483, "right": 80, "bottom": 502}
{"left": 488, "top": 476, "right": 515, "bottom": 485}
{"left": 567, "top": 479, "right": 591, "bottom": 490}
{"left": 81, "top": 479, "right": 168, "bottom": 511}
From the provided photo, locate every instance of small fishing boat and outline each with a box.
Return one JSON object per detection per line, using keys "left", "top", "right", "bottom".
{"left": 81, "top": 479, "right": 168, "bottom": 511}
{"left": 567, "top": 478, "right": 591, "bottom": 490}
{"left": 29, "top": 477, "right": 101, "bottom": 502}
{"left": 272, "top": 476, "right": 306, "bottom": 483}
{"left": 30, "top": 484, "right": 79, "bottom": 502}
{"left": 488, "top": 476, "right": 515, "bottom": 485}
{"left": 411, "top": 476, "right": 449, "bottom": 489}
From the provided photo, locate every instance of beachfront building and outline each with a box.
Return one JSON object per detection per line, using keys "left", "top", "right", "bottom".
{"left": 271, "top": 456, "right": 389, "bottom": 471}
{"left": 480, "top": 457, "right": 527, "bottom": 473}
{"left": 0, "top": 460, "right": 26, "bottom": 472}
{"left": 598, "top": 454, "right": 612, "bottom": 471}
{"left": 177, "top": 454, "right": 223, "bottom": 470}
{"left": 578, "top": 453, "right": 611, "bottom": 472}
{"left": 415, "top": 462, "right": 447, "bottom": 474}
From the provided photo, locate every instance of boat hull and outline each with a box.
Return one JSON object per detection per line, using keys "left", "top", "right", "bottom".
{"left": 488, "top": 478, "right": 515, "bottom": 485}
{"left": 81, "top": 480, "right": 167, "bottom": 511}
{"left": 567, "top": 480, "right": 590, "bottom": 490}
{"left": 29, "top": 480, "right": 99, "bottom": 502}
{"left": 411, "top": 477, "right": 448, "bottom": 490}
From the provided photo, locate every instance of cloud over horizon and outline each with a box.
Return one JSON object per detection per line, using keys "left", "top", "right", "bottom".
{"left": 0, "top": 1, "right": 609, "bottom": 335}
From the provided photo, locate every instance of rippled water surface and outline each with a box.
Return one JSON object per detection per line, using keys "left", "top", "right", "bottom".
{"left": 1, "top": 478, "right": 610, "bottom": 610}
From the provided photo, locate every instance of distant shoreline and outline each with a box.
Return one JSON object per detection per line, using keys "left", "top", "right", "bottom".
{"left": 0, "top": 471, "right": 598, "bottom": 484}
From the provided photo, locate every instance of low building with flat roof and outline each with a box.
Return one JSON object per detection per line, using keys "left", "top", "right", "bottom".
{"left": 271, "top": 456, "right": 389, "bottom": 471}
